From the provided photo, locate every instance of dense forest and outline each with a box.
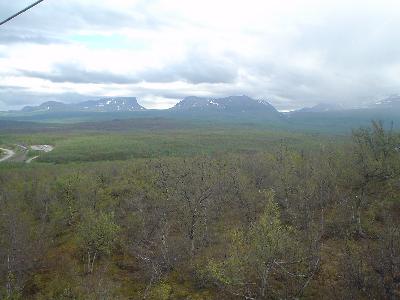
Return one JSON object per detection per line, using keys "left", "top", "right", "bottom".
{"left": 0, "top": 121, "right": 399, "bottom": 299}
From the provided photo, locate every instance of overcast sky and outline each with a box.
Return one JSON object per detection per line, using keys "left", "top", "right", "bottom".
{"left": 1, "top": 0, "right": 400, "bottom": 110}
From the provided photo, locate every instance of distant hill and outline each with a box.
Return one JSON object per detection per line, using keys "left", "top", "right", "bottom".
{"left": 2, "top": 94, "right": 400, "bottom": 133}
{"left": 22, "top": 101, "right": 68, "bottom": 112}
{"left": 20, "top": 97, "right": 146, "bottom": 113}
{"left": 370, "top": 94, "right": 400, "bottom": 109}
{"left": 0, "top": 95, "right": 284, "bottom": 126}
{"left": 172, "top": 95, "right": 280, "bottom": 115}
{"left": 294, "top": 103, "right": 345, "bottom": 113}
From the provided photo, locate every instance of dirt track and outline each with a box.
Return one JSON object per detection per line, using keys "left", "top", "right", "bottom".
{"left": 0, "top": 148, "right": 15, "bottom": 162}
{"left": 26, "top": 156, "right": 39, "bottom": 164}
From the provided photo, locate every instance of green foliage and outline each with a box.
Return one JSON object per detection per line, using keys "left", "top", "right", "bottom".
{"left": 77, "top": 210, "right": 120, "bottom": 273}
{"left": 207, "top": 191, "right": 306, "bottom": 299}
{"left": 78, "top": 211, "right": 120, "bottom": 256}
{"left": 148, "top": 281, "right": 172, "bottom": 300}
{"left": 352, "top": 121, "right": 400, "bottom": 186}
{"left": 0, "top": 121, "right": 398, "bottom": 299}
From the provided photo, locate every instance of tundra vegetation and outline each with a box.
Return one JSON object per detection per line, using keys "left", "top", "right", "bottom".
{"left": 0, "top": 121, "right": 399, "bottom": 299}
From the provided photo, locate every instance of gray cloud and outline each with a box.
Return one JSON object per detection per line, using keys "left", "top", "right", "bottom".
{"left": 140, "top": 51, "right": 238, "bottom": 84}
{"left": 0, "top": 28, "right": 65, "bottom": 45}
{"left": 2, "top": 1, "right": 400, "bottom": 110}
{"left": 20, "top": 64, "right": 137, "bottom": 84}
{"left": 0, "top": 89, "right": 96, "bottom": 110}
{"left": 0, "top": 0, "right": 168, "bottom": 45}
{"left": 18, "top": 50, "right": 238, "bottom": 85}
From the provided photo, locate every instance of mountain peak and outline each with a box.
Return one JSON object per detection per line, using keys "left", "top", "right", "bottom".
{"left": 79, "top": 97, "right": 145, "bottom": 112}
{"left": 172, "top": 95, "right": 278, "bottom": 114}
{"left": 20, "top": 97, "right": 146, "bottom": 113}
{"left": 21, "top": 101, "right": 67, "bottom": 112}
{"left": 296, "top": 103, "right": 344, "bottom": 113}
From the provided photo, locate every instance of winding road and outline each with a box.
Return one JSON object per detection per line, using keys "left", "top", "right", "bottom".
{"left": 25, "top": 156, "right": 39, "bottom": 164}
{"left": 0, "top": 144, "right": 54, "bottom": 163}
{"left": 0, "top": 148, "right": 15, "bottom": 162}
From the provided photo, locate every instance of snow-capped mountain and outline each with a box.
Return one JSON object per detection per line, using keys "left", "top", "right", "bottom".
{"left": 20, "top": 97, "right": 146, "bottom": 113}
{"left": 77, "top": 97, "right": 146, "bottom": 112}
{"left": 172, "top": 95, "right": 279, "bottom": 114}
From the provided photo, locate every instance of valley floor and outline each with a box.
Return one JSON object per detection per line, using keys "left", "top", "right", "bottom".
{"left": 0, "top": 120, "right": 398, "bottom": 299}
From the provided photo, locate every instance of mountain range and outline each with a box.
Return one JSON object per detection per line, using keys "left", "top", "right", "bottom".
{"left": 20, "top": 97, "right": 145, "bottom": 113}
{"left": 15, "top": 95, "right": 280, "bottom": 115}
{"left": 12, "top": 94, "right": 400, "bottom": 114}
{"left": 2, "top": 95, "right": 400, "bottom": 133}
{"left": 172, "top": 95, "right": 278, "bottom": 112}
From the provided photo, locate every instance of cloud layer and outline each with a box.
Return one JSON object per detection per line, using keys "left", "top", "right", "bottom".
{"left": 1, "top": 0, "right": 400, "bottom": 110}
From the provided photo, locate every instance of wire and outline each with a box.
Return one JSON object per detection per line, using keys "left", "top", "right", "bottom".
{"left": 0, "top": 0, "right": 46, "bottom": 27}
